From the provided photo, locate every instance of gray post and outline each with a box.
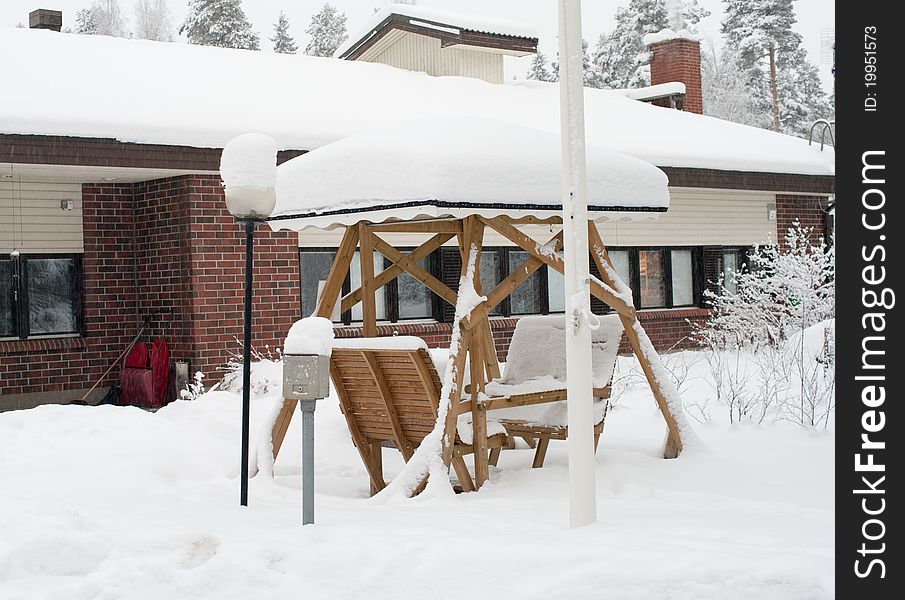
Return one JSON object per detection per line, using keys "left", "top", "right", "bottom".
{"left": 300, "top": 399, "right": 317, "bottom": 525}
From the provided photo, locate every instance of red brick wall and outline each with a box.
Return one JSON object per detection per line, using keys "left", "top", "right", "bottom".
{"left": 1, "top": 176, "right": 302, "bottom": 406}
{"left": 133, "top": 177, "right": 194, "bottom": 365}
{"left": 648, "top": 38, "right": 703, "bottom": 114}
{"left": 1, "top": 183, "right": 139, "bottom": 400}
{"left": 182, "top": 175, "right": 301, "bottom": 377}
{"left": 776, "top": 194, "right": 829, "bottom": 246}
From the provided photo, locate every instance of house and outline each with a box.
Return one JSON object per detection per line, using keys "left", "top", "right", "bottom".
{"left": 0, "top": 8, "right": 834, "bottom": 410}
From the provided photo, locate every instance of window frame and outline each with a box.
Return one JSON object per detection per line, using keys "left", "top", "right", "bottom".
{"left": 298, "top": 247, "right": 442, "bottom": 326}
{"left": 1, "top": 253, "right": 84, "bottom": 340}
{"left": 617, "top": 246, "right": 703, "bottom": 310}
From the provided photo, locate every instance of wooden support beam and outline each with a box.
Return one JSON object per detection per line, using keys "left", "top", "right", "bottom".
{"left": 481, "top": 216, "right": 636, "bottom": 319}
{"left": 271, "top": 398, "right": 298, "bottom": 459}
{"left": 273, "top": 226, "right": 359, "bottom": 461}
{"left": 341, "top": 232, "right": 455, "bottom": 313}
{"left": 331, "top": 362, "right": 386, "bottom": 493}
{"left": 368, "top": 220, "right": 463, "bottom": 234}
{"left": 371, "top": 235, "right": 459, "bottom": 307}
{"left": 358, "top": 223, "right": 378, "bottom": 337}
{"left": 315, "top": 226, "right": 359, "bottom": 318}
{"left": 463, "top": 230, "right": 564, "bottom": 330}
{"left": 587, "top": 222, "right": 683, "bottom": 458}
{"left": 363, "top": 352, "right": 414, "bottom": 461}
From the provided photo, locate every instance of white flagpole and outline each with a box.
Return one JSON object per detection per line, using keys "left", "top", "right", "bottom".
{"left": 558, "top": 0, "right": 597, "bottom": 528}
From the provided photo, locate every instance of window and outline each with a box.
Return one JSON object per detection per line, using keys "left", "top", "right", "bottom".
{"left": 638, "top": 250, "right": 668, "bottom": 307}
{"left": 479, "top": 250, "right": 503, "bottom": 316}
{"left": 671, "top": 250, "right": 694, "bottom": 306}
{"left": 397, "top": 256, "right": 432, "bottom": 319}
{"left": 299, "top": 249, "right": 440, "bottom": 325}
{"left": 722, "top": 250, "right": 742, "bottom": 295}
{"left": 508, "top": 250, "right": 543, "bottom": 315}
{"left": 597, "top": 248, "right": 699, "bottom": 310}
{"left": 299, "top": 251, "right": 335, "bottom": 317}
{"left": 1, "top": 254, "right": 83, "bottom": 339}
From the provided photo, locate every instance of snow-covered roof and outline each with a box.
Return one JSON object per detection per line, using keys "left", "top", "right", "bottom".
{"left": 642, "top": 29, "right": 701, "bottom": 46}
{"left": 617, "top": 82, "right": 687, "bottom": 102}
{"left": 270, "top": 117, "right": 669, "bottom": 231}
{"left": 0, "top": 28, "right": 835, "bottom": 178}
{"left": 335, "top": 3, "right": 539, "bottom": 58}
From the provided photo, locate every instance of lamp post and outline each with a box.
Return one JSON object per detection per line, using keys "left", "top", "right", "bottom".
{"left": 558, "top": 0, "right": 597, "bottom": 528}
{"left": 221, "top": 134, "right": 278, "bottom": 507}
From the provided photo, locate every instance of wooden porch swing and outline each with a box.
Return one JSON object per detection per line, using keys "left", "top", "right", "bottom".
{"left": 269, "top": 213, "right": 685, "bottom": 492}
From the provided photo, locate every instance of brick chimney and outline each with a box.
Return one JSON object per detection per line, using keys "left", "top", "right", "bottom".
{"left": 29, "top": 9, "right": 62, "bottom": 32}
{"left": 645, "top": 32, "right": 703, "bottom": 114}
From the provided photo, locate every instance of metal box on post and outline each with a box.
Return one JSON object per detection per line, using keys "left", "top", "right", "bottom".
{"left": 282, "top": 354, "right": 330, "bottom": 401}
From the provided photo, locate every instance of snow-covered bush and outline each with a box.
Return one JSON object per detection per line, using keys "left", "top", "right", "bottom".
{"left": 695, "top": 223, "right": 835, "bottom": 426}
{"left": 220, "top": 340, "right": 284, "bottom": 397}
{"left": 180, "top": 371, "right": 206, "bottom": 401}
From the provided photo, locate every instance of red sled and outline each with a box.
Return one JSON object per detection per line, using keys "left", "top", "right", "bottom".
{"left": 119, "top": 339, "right": 171, "bottom": 409}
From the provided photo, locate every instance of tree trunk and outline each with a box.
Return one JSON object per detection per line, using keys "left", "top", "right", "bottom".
{"left": 769, "top": 45, "right": 781, "bottom": 132}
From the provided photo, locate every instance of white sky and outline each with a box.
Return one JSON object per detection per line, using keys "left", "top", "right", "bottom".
{"left": 2, "top": 0, "right": 834, "bottom": 89}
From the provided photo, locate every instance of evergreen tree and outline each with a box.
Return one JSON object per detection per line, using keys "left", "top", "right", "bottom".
{"left": 592, "top": 0, "right": 709, "bottom": 89}
{"left": 526, "top": 50, "right": 555, "bottom": 83}
{"left": 305, "top": 3, "right": 348, "bottom": 57}
{"left": 270, "top": 11, "right": 298, "bottom": 54}
{"left": 181, "top": 0, "right": 260, "bottom": 50}
{"left": 552, "top": 39, "right": 595, "bottom": 87}
{"left": 701, "top": 42, "right": 767, "bottom": 128}
{"left": 722, "top": 0, "right": 832, "bottom": 136}
{"left": 134, "top": 0, "right": 174, "bottom": 41}
{"left": 74, "top": 8, "right": 98, "bottom": 34}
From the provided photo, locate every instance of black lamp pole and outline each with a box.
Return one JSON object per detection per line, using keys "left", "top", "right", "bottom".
{"left": 240, "top": 218, "right": 256, "bottom": 507}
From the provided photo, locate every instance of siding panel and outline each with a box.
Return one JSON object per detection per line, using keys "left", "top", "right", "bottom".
{"left": 0, "top": 181, "right": 83, "bottom": 253}
{"left": 367, "top": 31, "right": 504, "bottom": 84}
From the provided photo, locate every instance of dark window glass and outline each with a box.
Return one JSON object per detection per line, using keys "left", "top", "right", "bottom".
{"left": 299, "top": 251, "right": 336, "bottom": 318}
{"left": 722, "top": 250, "right": 741, "bottom": 295}
{"left": 27, "top": 257, "right": 79, "bottom": 335}
{"left": 350, "top": 252, "right": 386, "bottom": 322}
{"left": 638, "top": 250, "right": 668, "bottom": 308}
{"left": 671, "top": 250, "right": 694, "bottom": 306}
{"left": 479, "top": 250, "right": 502, "bottom": 316}
{"left": 607, "top": 250, "right": 632, "bottom": 288}
{"left": 398, "top": 256, "right": 432, "bottom": 319}
{"left": 508, "top": 250, "right": 542, "bottom": 314}
{"left": 547, "top": 265, "right": 565, "bottom": 313}
{"left": 1, "top": 259, "right": 16, "bottom": 337}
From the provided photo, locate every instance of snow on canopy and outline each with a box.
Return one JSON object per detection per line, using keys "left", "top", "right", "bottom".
{"left": 335, "top": 2, "right": 539, "bottom": 57}
{"left": 0, "top": 28, "right": 834, "bottom": 177}
{"left": 269, "top": 117, "right": 669, "bottom": 231}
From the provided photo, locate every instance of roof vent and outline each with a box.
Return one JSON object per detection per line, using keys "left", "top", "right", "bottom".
{"left": 29, "top": 9, "right": 63, "bottom": 32}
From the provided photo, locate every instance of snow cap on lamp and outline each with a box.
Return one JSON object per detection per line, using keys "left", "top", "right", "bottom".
{"left": 220, "top": 133, "right": 278, "bottom": 219}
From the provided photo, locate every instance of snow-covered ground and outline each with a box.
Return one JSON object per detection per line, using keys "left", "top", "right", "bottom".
{"left": 0, "top": 350, "right": 834, "bottom": 599}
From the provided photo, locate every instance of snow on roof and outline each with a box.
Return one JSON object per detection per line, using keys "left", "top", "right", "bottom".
{"left": 0, "top": 28, "right": 834, "bottom": 178}
{"left": 642, "top": 28, "right": 701, "bottom": 46}
{"left": 617, "top": 82, "right": 686, "bottom": 101}
{"left": 335, "top": 3, "right": 539, "bottom": 57}
{"left": 269, "top": 117, "right": 669, "bottom": 231}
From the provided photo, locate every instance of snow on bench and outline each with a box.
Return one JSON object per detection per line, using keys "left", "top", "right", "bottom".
{"left": 484, "top": 314, "right": 624, "bottom": 427}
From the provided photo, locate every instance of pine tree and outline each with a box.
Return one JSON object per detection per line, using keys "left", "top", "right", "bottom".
{"left": 134, "top": 0, "right": 174, "bottom": 41}
{"left": 701, "top": 42, "right": 767, "bottom": 128}
{"left": 526, "top": 50, "right": 555, "bottom": 83}
{"left": 270, "top": 11, "right": 298, "bottom": 54}
{"left": 305, "top": 3, "right": 348, "bottom": 58}
{"left": 74, "top": 9, "right": 98, "bottom": 34}
{"left": 593, "top": 0, "right": 709, "bottom": 89}
{"left": 722, "top": 0, "right": 832, "bottom": 136}
{"left": 552, "top": 39, "right": 595, "bottom": 87}
{"left": 181, "top": 0, "right": 260, "bottom": 50}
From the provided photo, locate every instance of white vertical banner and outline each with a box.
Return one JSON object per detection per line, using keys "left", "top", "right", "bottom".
{"left": 558, "top": 0, "right": 597, "bottom": 528}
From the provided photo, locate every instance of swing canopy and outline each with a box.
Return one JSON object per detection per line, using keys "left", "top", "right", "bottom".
{"left": 262, "top": 117, "right": 687, "bottom": 494}
{"left": 268, "top": 116, "right": 669, "bottom": 232}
